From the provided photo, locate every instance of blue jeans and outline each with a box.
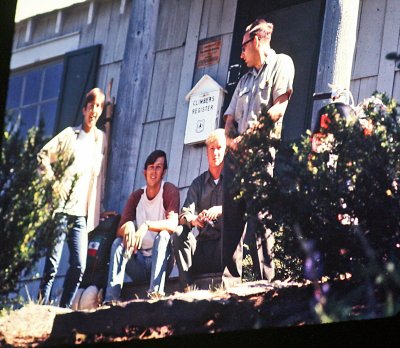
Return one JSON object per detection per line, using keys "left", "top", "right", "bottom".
{"left": 39, "top": 213, "right": 87, "bottom": 308}
{"left": 105, "top": 230, "right": 174, "bottom": 301}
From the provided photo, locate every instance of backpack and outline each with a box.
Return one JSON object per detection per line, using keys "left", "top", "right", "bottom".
{"left": 80, "top": 213, "right": 121, "bottom": 290}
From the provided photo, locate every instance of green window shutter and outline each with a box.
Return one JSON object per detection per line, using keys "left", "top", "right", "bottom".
{"left": 55, "top": 45, "right": 101, "bottom": 133}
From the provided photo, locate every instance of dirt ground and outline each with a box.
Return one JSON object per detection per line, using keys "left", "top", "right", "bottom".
{"left": 0, "top": 279, "right": 399, "bottom": 347}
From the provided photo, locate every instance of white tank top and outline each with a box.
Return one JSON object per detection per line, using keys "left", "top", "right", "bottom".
{"left": 135, "top": 181, "right": 166, "bottom": 256}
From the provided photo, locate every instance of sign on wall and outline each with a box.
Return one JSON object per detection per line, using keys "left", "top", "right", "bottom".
{"left": 196, "top": 36, "right": 222, "bottom": 69}
{"left": 184, "top": 75, "right": 225, "bottom": 145}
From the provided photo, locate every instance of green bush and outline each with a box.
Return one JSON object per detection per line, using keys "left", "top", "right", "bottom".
{"left": 0, "top": 118, "right": 72, "bottom": 306}
{"left": 233, "top": 93, "right": 400, "bottom": 282}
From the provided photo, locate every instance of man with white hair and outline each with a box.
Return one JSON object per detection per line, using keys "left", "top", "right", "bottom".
{"left": 172, "top": 129, "right": 226, "bottom": 291}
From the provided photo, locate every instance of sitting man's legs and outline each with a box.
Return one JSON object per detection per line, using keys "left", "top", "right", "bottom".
{"left": 104, "top": 237, "right": 151, "bottom": 302}
{"left": 172, "top": 226, "right": 222, "bottom": 291}
{"left": 172, "top": 225, "right": 197, "bottom": 289}
{"left": 149, "top": 230, "right": 174, "bottom": 295}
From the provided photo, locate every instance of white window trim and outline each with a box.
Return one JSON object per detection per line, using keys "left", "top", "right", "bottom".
{"left": 10, "top": 32, "right": 80, "bottom": 70}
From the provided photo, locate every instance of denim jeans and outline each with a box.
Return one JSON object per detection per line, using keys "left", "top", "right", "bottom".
{"left": 38, "top": 213, "right": 87, "bottom": 308}
{"left": 105, "top": 230, "right": 174, "bottom": 301}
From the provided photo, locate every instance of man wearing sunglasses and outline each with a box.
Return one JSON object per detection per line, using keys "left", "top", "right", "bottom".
{"left": 223, "top": 19, "right": 295, "bottom": 287}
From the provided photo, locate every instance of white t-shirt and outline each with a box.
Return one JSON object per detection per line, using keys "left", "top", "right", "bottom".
{"left": 135, "top": 182, "right": 166, "bottom": 256}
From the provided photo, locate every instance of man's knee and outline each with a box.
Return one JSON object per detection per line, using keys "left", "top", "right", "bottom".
{"left": 158, "top": 230, "right": 171, "bottom": 242}
{"left": 110, "top": 237, "right": 124, "bottom": 254}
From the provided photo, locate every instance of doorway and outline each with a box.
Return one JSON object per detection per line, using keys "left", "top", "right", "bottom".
{"left": 224, "top": 0, "right": 325, "bottom": 142}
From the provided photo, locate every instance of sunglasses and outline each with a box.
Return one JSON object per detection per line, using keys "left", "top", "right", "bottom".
{"left": 241, "top": 36, "right": 254, "bottom": 52}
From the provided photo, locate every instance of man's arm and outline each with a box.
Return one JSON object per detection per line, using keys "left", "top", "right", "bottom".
{"left": 180, "top": 175, "right": 222, "bottom": 228}
{"left": 268, "top": 92, "right": 290, "bottom": 122}
{"left": 133, "top": 183, "right": 180, "bottom": 251}
{"left": 268, "top": 54, "right": 294, "bottom": 122}
{"left": 37, "top": 127, "right": 72, "bottom": 179}
{"left": 116, "top": 189, "right": 142, "bottom": 239}
{"left": 145, "top": 211, "right": 179, "bottom": 233}
{"left": 224, "top": 114, "right": 242, "bottom": 150}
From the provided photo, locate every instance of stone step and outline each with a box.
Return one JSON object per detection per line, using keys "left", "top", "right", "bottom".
{"left": 120, "top": 272, "right": 223, "bottom": 300}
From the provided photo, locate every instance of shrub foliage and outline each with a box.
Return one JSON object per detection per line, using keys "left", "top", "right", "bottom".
{"left": 233, "top": 93, "right": 400, "bottom": 281}
{"left": 0, "top": 119, "right": 71, "bottom": 302}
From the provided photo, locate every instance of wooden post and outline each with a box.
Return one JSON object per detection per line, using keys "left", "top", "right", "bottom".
{"left": 311, "top": 0, "right": 360, "bottom": 131}
{"left": 103, "top": 78, "right": 114, "bottom": 186}
{"left": 167, "top": 0, "right": 205, "bottom": 185}
{"left": 104, "top": 0, "right": 161, "bottom": 213}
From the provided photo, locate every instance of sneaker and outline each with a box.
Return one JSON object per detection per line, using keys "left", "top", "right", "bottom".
{"left": 147, "top": 291, "right": 165, "bottom": 300}
{"left": 101, "top": 299, "right": 118, "bottom": 307}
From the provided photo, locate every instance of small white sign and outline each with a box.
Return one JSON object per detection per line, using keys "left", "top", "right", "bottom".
{"left": 184, "top": 90, "right": 220, "bottom": 145}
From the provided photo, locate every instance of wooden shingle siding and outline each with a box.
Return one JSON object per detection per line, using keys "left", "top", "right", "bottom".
{"left": 156, "top": 118, "right": 175, "bottom": 158}
{"left": 146, "top": 47, "right": 185, "bottom": 123}
{"left": 351, "top": 0, "right": 400, "bottom": 103}
{"left": 165, "top": 0, "right": 206, "bottom": 187}
{"left": 200, "top": 0, "right": 236, "bottom": 39}
{"left": 352, "top": 0, "right": 385, "bottom": 80}
{"left": 376, "top": 0, "right": 400, "bottom": 96}
{"left": 31, "top": 14, "right": 58, "bottom": 43}
{"left": 61, "top": 4, "right": 89, "bottom": 36}
{"left": 179, "top": 145, "right": 206, "bottom": 188}
{"left": 168, "top": 0, "right": 236, "bottom": 198}
{"left": 393, "top": 72, "right": 400, "bottom": 103}
{"left": 155, "top": 0, "right": 191, "bottom": 51}
{"left": 350, "top": 76, "right": 378, "bottom": 105}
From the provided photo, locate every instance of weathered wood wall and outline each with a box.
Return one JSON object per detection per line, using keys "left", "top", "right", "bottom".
{"left": 350, "top": 0, "right": 400, "bottom": 104}
{"left": 106, "top": 0, "right": 237, "bottom": 211}
{"left": 175, "top": 0, "right": 237, "bottom": 205}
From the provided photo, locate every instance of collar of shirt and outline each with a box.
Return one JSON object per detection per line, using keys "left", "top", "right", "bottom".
{"left": 203, "top": 170, "right": 223, "bottom": 186}
{"left": 75, "top": 124, "right": 99, "bottom": 142}
{"left": 250, "top": 48, "right": 277, "bottom": 79}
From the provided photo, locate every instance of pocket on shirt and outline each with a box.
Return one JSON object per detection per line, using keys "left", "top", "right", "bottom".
{"left": 259, "top": 81, "right": 273, "bottom": 108}
{"left": 235, "top": 86, "right": 251, "bottom": 130}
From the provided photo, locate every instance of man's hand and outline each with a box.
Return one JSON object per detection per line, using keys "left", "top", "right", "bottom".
{"left": 194, "top": 206, "right": 223, "bottom": 228}
{"left": 53, "top": 181, "right": 68, "bottom": 201}
{"left": 119, "top": 221, "right": 135, "bottom": 251}
{"left": 191, "top": 215, "right": 205, "bottom": 229}
{"left": 201, "top": 206, "right": 222, "bottom": 221}
{"left": 133, "top": 222, "right": 149, "bottom": 252}
{"left": 229, "top": 135, "right": 242, "bottom": 151}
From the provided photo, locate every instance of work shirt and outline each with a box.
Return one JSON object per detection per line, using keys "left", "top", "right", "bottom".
{"left": 180, "top": 170, "right": 223, "bottom": 241}
{"left": 225, "top": 48, "right": 295, "bottom": 139}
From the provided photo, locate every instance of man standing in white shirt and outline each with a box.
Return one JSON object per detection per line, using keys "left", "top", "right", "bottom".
{"left": 37, "top": 88, "right": 107, "bottom": 308}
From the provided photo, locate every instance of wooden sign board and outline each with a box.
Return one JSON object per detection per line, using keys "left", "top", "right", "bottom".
{"left": 184, "top": 90, "right": 221, "bottom": 145}
{"left": 196, "top": 37, "right": 221, "bottom": 69}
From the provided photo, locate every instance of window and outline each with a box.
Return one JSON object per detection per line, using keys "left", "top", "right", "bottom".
{"left": 6, "top": 61, "right": 63, "bottom": 137}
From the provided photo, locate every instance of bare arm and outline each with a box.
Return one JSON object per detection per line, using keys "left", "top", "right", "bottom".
{"left": 268, "top": 92, "right": 290, "bottom": 122}
{"left": 145, "top": 211, "right": 179, "bottom": 233}
{"left": 132, "top": 212, "right": 178, "bottom": 251}
{"left": 224, "top": 114, "right": 242, "bottom": 150}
